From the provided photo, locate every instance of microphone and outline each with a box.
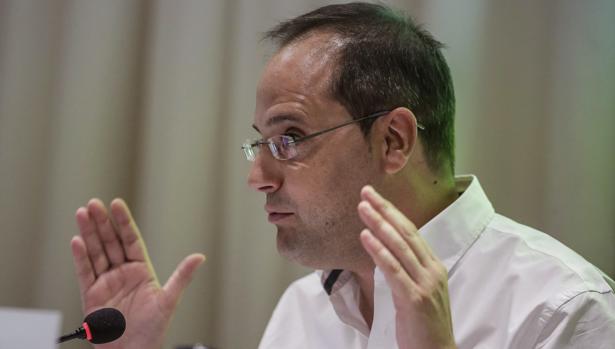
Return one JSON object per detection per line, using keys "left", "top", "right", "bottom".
{"left": 57, "top": 308, "right": 126, "bottom": 344}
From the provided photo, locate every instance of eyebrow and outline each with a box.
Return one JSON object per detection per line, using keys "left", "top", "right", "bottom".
{"left": 252, "top": 114, "right": 306, "bottom": 133}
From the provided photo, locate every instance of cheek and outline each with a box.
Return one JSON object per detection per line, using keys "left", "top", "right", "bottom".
{"left": 282, "top": 135, "right": 377, "bottom": 217}
{"left": 291, "top": 152, "right": 372, "bottom": 210}
{"left": 330, "top": 157, "right": 373, "bottom": 202}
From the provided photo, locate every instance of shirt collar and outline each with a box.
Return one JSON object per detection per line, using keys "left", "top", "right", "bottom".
{"left": 419, "top": 175, "right": 495, "bottom": 272}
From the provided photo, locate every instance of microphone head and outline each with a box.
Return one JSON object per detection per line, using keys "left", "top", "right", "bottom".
{"left": 83, "top": 308, "right": 126, "bottom": 344}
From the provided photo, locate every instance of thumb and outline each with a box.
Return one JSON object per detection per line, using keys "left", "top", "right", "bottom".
{"left": 163, "top": 253, "right": 206, "bottom": 309}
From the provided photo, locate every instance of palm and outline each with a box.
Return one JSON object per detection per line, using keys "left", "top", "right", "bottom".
{"left": 70, "top": 198, "right": 205, "bottom": 349}
{"left": 358, "top": 186, "right": 456, "bottom": 349}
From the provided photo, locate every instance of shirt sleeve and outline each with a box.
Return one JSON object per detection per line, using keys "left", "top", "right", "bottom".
{"left": 535, "top": 290, "right": 615, "bottom": 349}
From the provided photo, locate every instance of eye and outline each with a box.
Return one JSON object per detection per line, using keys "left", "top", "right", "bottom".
{"left": 282, "top": 128, "right": 304, "bottom": 141}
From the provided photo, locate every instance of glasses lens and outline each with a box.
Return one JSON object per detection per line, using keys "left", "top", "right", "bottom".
{"left": 242, "top": 140, "right": 258, "bottom": 161}
{"left": 269, "top": 135, "right": 297, "bottom": 160}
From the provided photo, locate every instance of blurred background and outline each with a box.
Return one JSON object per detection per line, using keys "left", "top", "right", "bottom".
{"left": 0, "top": 0, "right": 613, "bottom": 348}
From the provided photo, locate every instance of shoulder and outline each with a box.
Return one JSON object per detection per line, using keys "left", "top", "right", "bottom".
{"left": 533, "top": 281, "right": 615, "bottom": 348}
{"left": 482, "top": 214, "right": 610, "bottom": 294}
{"left": 451, "top": 214, "right": 615, "bottom": 347}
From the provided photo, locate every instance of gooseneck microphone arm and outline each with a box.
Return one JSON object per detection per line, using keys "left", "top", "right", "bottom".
{"left": 57, "top": 324, "right": 89, "bottom": 343}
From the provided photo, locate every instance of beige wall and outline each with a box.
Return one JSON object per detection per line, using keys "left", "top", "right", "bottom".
{"left": 0, "top": 0, "right": 613, "bottom": 348}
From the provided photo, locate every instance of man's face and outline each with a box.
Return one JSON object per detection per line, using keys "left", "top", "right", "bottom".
{"left": 248, "top": 33, "right": 381, "bottom": 270}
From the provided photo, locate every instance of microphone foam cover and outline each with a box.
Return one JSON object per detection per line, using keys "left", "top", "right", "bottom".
{"left": 84, "top": 308, "right": 126, "bottom": 344}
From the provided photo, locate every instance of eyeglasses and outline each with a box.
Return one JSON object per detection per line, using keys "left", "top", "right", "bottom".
{"left": 241, "top": 110, "right": 425, "bottom": 161}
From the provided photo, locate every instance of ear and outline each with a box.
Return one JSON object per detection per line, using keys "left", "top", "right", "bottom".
{"left": 380, "top": 107, "right": 418, "bottom": 174}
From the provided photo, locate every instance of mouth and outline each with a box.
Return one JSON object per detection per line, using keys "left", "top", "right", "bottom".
{"left": 268, "top": 212, "right": 294, "bottom": 223}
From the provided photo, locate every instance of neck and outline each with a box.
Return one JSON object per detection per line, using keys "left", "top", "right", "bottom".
{"left": 382, "top": 170, "right": 457, "bottom": 229}
{"left": 353, "top": 268, "right": 376, "bottom": 329}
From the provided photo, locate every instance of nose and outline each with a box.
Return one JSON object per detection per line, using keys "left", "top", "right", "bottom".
{"left": 247, "top": 151, "right": 282, "bottom": 193}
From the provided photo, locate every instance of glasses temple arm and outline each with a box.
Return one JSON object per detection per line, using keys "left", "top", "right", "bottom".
{"left": 292, "top": 111, "right": 391, "bottom": 144}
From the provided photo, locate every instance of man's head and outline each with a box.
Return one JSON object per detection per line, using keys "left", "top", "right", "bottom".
{"left": 265, "top": 2, "right": 455, "bottom": 174}
{"left": 247, "top": 2, "right": 455, "bottom": 270}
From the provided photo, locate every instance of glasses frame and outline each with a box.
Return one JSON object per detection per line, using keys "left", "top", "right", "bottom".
{"left": 242, "top": 110, "right": 425, "bottom": 161}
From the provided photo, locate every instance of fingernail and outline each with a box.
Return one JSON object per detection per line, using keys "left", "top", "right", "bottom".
{"left": 358, "top": 201, "right": 372, "bottom": 214}
{"left": 360, "top": 228, "right": 372, "bottom": 239}
{"left": 365, "top": 186, "right": 381, "bottom": 200}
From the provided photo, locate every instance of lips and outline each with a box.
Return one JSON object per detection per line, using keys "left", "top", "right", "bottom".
{"left": 268, "top": 212, "right": 294, "bottom": 223}
{"left": 265, "top": 205, "right": 294, "bottom": 223}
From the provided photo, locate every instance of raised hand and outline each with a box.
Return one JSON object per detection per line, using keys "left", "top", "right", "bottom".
{"left": 357, "top": 186, "right": 457, "bottom": 349}
{"left": 70, "top": 198, "right": 205, "bottom": 349}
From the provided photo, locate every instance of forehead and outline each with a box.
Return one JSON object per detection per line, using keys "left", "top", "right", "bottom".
{"left": 254, "top": 32, "right": 346, "bottom": 129}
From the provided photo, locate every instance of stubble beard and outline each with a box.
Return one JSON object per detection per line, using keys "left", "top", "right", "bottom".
{"left": 275, "top": 201, "right": 371, "bottom": 271}
{"left": 275, "top": 143, "right": 378, "bottom": 271}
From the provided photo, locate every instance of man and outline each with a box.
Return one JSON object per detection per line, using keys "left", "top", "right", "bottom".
{"left": 70, "top": 2, "right": 615, "bottom": 348}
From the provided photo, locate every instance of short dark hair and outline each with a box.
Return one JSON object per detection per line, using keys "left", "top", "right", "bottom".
{"left": 265, "top": 2, "right": 455, "bottom": 174}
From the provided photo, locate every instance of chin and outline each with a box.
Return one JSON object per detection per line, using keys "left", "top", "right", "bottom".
{"left": 276, "top": 232, "right": 304, "bottom": 262}
{"left": 274, "top": 222, "right": 363, "bottom": 270}
{"left": 276, "top": 239, "right": 349, "bottom": 271}
{"left": 276, "top": 233, "right": 322, "bottom": 269}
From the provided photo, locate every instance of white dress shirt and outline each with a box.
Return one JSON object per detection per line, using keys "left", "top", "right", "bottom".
{"left": 258, "top": 175, "right": 615, "bottom": 348}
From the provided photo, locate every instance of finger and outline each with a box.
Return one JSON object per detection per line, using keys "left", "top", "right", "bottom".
{"left": 361, "top": 185, "right": 434, "bottom": 263}
{"left": 358, "top": 200, "right": 424, "bottom": 282}
{"left": 162, "top": 253, "right": 206, "bottom": 310}
{"left": 88, "top": 198, "right": 126, "bottom": 267}
{"left": 70, "top": 235, "right": 96, "bottom": 294}
{"left": 76, "top": 206, "right": 109, "bottom": 276}
{"left": 360, "top": 229, "right": 415, "bottom": 296}
{"left": 109, "top": 198, "right": 148, "bottom": 262}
